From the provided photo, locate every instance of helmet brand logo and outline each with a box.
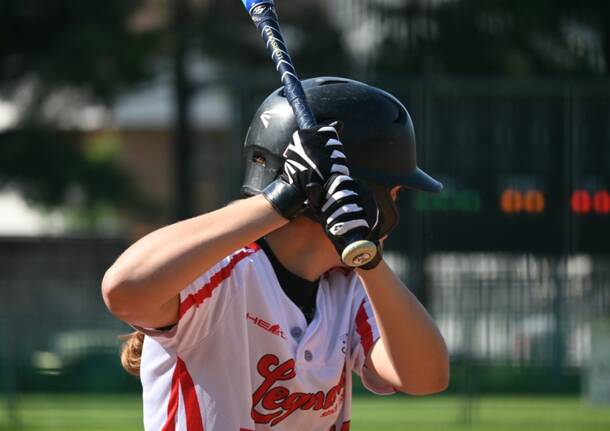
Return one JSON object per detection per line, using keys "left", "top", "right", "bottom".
{"left": 260, "top": 108, "right": 284, "bottom": 128}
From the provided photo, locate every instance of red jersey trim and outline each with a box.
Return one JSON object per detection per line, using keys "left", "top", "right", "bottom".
{"left": 329, "top": 420, "right": 351, "bottom": 431}
{"left": 162, "top": 359, "right": 181, "bottom": 431}
{"left": 355, "top": 299, "right": 374, "bottom": 357}
{"left": 179, "top": 243, "right": 260, "bottom": 319}
{"left": 162, "top": 357, "right": 205, "bottom": 431}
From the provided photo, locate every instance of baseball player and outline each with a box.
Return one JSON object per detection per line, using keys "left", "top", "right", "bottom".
{"left": 102, "top": 77, "right": 449, "bottom": 431}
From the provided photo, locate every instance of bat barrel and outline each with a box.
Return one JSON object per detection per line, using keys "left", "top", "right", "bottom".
{"left": 248, "top": 4, "right": 317, "bottom": 129}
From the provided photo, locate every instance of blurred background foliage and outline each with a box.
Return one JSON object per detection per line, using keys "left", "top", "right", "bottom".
{"left": 195, "top": 0, "right": 350, "bottom": 75}
{"left": 371, "top": 0, "right": 610, "bottom": 76}
{"left": 0, "top": 0, "right": 608, "bottom": 226}
{"left": 0, "top": 1, "right": 158, "bottom": 103}
{"left": 0, "top": 0, "right": 158, "bottom": 227}
{"left": 1, "top": 2, "right": 610, "bottom": 430}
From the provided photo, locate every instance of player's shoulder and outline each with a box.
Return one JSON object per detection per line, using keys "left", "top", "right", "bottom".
{"left": 324, "top": 266, "right": 354, "bottom": 277}
{"left": 217, "top": 242, "right": 264, "bottom": 271}
{"left": 230, "top": 242, "right": 262, "bottom": 259}
{"left": 322, "top": 267, "right": 368, "bottom": 311}
{"left": 323, "top": 266, "right": 359, "bottom": 287}
{"left": 187, "top": 242, "right": 264, "bottom": 291}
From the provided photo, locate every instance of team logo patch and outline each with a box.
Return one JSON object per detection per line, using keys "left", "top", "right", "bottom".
{"left": 251, "top": 354, "right": 346, "bottom": 426}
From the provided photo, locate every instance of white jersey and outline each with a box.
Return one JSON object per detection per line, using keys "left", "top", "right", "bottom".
{"left": 139, "top": 243, "right": 394, "bottom": 431}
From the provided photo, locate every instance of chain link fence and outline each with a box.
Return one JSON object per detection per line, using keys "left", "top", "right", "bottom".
{"left": 1, "top": 79, "right": 609, "bottom": 411}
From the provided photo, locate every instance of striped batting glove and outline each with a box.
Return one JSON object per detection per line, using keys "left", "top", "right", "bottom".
{"left": 281, "top": 121, "right": 348, "bottom": 186}
{"left": 311, "top": 175, "right": 383, "bottom": 270}
{"left": 262, "top": 122, "right": 349, "bottom": 219}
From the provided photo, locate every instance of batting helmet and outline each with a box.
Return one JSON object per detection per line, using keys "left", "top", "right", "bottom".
{"left": 241, "top": 76, "right": 442, "bottom": 237}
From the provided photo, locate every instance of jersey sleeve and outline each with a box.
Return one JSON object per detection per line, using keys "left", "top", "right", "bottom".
{"left": 348, "top": 283, "right": 397, "bottom": 396}
{"left": 136, "top": 244, "right": 259, "bottom": 352}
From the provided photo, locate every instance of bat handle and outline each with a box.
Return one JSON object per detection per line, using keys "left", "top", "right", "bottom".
{"left": 341, "top": 238, "right": 378, "bottom": 268}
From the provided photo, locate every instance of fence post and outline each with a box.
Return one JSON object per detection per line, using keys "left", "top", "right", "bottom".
{"left": 1, "top": 315, "right": 20, "bottom": 429}
{"left": 552, "top": 258, "right": 566, "bottom": 379}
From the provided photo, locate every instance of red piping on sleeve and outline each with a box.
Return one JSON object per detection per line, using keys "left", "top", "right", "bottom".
{"left": 179, "top": 244, "right": 260, "bottom": 319}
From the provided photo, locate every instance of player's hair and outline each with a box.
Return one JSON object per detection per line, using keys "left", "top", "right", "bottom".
{"left": 120, "top": 331, "right": 144, "bottom": 376}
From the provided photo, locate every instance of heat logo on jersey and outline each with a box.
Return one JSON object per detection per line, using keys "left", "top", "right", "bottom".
{"left": 246, "top": 313, "right": 286, "bottom": 339}
{"left": 251, "top": 354, "right": 345, "bottom": 426}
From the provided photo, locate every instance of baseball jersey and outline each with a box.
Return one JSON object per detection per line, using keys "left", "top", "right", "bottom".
{"left": 138, "top": 242, "right": 395, "bottom": 431}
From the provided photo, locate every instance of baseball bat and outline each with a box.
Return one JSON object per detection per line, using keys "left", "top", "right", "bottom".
{"left": 240, "top": 0, "right": 377, "bottom": 268}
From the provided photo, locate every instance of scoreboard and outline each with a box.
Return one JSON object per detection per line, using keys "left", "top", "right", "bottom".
{"left": 387, "top": 80, "right": 610, "bottom": 255}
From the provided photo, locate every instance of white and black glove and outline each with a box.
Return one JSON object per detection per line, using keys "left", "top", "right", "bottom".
{"left": 262, "top": 122, "right": 349, "bottom": 219}
{"left": 309, "top": 174, "right": 383, "bottom": 270}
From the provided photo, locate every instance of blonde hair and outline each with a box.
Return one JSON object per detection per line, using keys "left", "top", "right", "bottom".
{"left": 120, "top": 331, "right": 145, "bottom": 376}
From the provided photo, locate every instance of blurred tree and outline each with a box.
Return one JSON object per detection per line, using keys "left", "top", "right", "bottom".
{"left": 0, "top": 129, "right": 132, "bottom": 208}
{"left": 368, "top": 0, "right": 609, "bottom": 76}
{"left": 193, "top": 0, "right": 350, "bottom": 77}
{"left": 0, "top": 0, "right": 159, "bottom": 107}
{"left": 0, "top": 0, "right": 159, "bottom": 224}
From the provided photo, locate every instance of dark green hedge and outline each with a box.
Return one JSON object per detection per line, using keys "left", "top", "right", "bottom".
{"left": 2, "top": 356, "right": 581, "bottom": 395}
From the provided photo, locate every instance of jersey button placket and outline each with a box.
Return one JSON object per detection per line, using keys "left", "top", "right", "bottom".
{"left": 304, "top": 350, "right": 313, "bottom": 362}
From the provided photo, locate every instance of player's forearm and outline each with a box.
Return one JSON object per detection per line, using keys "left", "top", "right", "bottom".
{"left": 356, "top": 261, "right": 449, "bottom": 395}
{"left": 102, "top": 195, "right": 287, "bottom": 322}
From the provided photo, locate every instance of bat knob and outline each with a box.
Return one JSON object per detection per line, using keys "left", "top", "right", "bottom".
{"left": 341, "top": 240, "right": 377, "bottom": 268}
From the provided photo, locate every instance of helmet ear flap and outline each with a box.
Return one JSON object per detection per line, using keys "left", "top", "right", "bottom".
{"left": 362, "top": 180, "right": 400, "bottom": 238}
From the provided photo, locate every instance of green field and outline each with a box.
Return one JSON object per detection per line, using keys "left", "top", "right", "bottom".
{"left": 1, "top": 394, "right": 609, "bottom": 431}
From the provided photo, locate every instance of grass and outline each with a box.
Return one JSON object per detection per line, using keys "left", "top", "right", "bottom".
{"left": 1, "top": 394, "right": 609, "bottom": 430}
{"left": 350, "top": 396, "right": 610, "bottom": 431}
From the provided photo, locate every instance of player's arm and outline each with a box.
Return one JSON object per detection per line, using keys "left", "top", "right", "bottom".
{"left": 101, "top": 195, "right": 287, "bottom": 329}
{"left": 356, "top": 263, "right": 449, "bottom": 395}
{"left": 102, "top": 124, "right": 343, "bottom": 329}
{"left": 316, "top": 173, "right": 448, "bottom": 394}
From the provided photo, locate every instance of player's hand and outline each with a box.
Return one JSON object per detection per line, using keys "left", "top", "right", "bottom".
{"left": 262, "top": 122, "right": 348, "bottom": 219}
{"left": 311, "top": 174, "right": 383, "bottom": 270}
{"left": 281, "top": 121, "right": 348, "bottom": 189}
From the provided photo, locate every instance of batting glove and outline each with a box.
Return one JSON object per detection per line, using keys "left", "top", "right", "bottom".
{"left": 310, "top": 174, "right": 383, "bottom": 270}
{"left": 262, "top": 122, "right": 349, "bottom": 219}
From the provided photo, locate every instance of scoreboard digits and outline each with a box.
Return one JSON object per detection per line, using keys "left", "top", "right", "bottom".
{"left": 413, "top": 187, "right": 610, "bottom": 216}
{"left": 390, "top": 81, "right": 610, "bottom": 254}
{"left": 571, "top": 190, "right": 610, "bottom": 215}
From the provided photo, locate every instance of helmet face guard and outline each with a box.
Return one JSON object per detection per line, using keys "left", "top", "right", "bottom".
{"left": 242, "top": 76, "right": 442, "bottom": 237}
